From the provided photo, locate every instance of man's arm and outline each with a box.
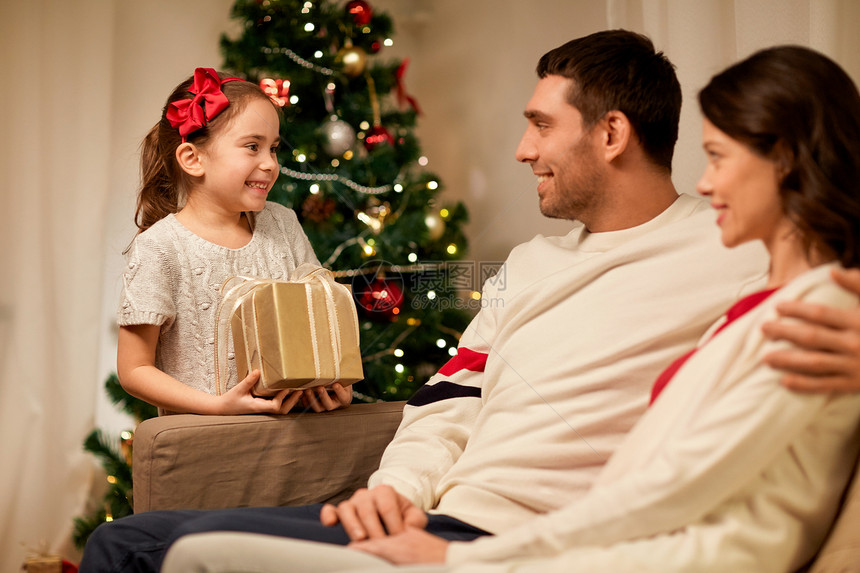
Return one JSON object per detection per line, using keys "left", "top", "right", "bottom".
{"left": 762, "top": 268, "right": 860, "bottom": 392}
{"left": 320, "top": 271, "right": 506, "bottom": 540}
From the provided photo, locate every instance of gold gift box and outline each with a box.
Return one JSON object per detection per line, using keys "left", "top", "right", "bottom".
{"left": 24, "top": 556, "right": 62, "bottom": 573}
{"left": 226, "top": 268, "right": 364, "bottom": 396}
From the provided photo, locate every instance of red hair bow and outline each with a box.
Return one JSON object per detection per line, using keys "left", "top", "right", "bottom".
{"left": 166, "top": 68, "right": 241, "bottom": 141}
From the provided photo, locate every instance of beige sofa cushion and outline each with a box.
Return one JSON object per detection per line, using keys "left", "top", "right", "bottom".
{"left": 132, "top": 402, "right": 405, "bottom": 513}
{"left": 809, "top": 451, "right": 860, "bottom": 572}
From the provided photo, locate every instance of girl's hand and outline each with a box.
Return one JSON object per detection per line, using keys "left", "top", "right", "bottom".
{"left": 219, "top": 370, "right": 303, "bottom": 415}
{"left": 299, "top": 383, "right": 353, "bottom": 412}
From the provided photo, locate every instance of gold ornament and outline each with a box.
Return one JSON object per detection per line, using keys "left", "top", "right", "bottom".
{"left": 336, "top": 45, "right": 367, "bottom": 77}
{"left": 424, "top": 211, "right": 446, "bottom": 240}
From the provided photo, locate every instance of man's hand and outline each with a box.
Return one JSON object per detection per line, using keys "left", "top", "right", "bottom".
{"left": 350, "top": 527, "right": 449, "bottom": 564}
{"left": 762, "top": 268, "right": 860, "bottom": 392}
{"left": 320, "top": 485, "right": 428, "bottom": 541}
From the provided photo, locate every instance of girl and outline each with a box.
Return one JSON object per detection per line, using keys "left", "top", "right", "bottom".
{"left": 343, "top": 46, "right": 860, "bottom": 571}
{"left": 118, "top": 67, "right": 351, "bottom": 415}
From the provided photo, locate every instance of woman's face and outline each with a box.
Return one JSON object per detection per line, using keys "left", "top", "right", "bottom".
{"left": 696, "top": 118, "right": 790, "bottom": 252}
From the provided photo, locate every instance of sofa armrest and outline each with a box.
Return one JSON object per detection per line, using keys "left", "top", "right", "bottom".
{"left": 132, "top": 401, "right": 405, "bottom": 513}
{"left": 808, "top": 448, "right": 860, "bottom": 573}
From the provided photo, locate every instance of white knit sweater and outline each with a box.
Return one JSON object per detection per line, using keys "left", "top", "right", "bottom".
{"left": 117, "top": 202, "right": 319, "bottom": 398}
{"left": 368, "top": 194, "right": 768, "bottom": 534}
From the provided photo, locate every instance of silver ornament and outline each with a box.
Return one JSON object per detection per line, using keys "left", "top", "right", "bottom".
{"left": 320, "top": 117, "right": 356, "bottom": 156}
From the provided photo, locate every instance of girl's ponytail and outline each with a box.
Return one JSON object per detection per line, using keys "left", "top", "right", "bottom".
{"left": 135, "top": 121, "right": 181, "bottom": 232}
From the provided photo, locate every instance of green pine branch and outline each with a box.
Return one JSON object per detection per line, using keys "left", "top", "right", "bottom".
{"left": 104, "top": 373, "right": 158, "bottom": 422}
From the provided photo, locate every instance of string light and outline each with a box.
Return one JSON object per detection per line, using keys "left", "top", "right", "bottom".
{"left": 261, "top": 46, "right": 334, "bottom": 76}
{"left": 280, "top": 166, "right": 393, "bottom": 195}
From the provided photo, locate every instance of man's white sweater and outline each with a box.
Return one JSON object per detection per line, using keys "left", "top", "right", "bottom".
{"left": 368, "top": 194, "right": 767, "bottom": 534}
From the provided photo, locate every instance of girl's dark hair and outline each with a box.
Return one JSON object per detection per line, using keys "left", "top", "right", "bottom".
{"left": 135, "top": 73, "right": 275, "bottom": 232}
{"left": 699, "top": 46, "right": 860, "bottom": 267}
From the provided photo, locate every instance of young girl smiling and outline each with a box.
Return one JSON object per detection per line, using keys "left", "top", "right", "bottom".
{"left": 118, "top": 68, "right": 351, "bottom": 415}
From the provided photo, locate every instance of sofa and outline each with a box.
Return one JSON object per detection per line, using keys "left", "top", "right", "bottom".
{"left": 132, "top": 401, "right": 860, "bottom": 572}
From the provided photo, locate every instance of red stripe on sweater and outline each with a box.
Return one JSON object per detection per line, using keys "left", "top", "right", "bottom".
{"left": 438, "top": 348, "right": 488, "bottom": 376}
{"left": 649, "top": 287, "right": 779, "bottom": 405}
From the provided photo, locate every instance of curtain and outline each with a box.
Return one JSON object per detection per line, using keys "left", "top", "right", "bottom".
{"left": 0, "top": 0, "right": 234, "bottom": 569}
{"left": 606, "top": 0, "right": 860, "bottom": 197}
{"left": 0, "top": 0, "right": 114, "bottom": 567}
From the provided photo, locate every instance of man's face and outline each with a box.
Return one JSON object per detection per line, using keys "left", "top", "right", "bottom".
{"left": 516, "top": 75, "right": 607, "bottom": 224}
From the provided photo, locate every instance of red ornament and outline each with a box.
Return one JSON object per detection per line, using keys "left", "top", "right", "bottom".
{"left": 370, "top": 40, "right": 382, "bottom": 54}
{"left": 259, "top": 78, "right": 290, "bottom": 107}
{"left": 357, "top": 278, "right": 404, "bottom": 320}
{"left": 364, "top": 125, "right": 394, "bottom": 151}
{"left": 345, "top": 0, "right": 373, "bottom": 26}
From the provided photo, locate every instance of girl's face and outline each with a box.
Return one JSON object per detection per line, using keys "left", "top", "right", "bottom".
{"left": 196, "top": 97, "right": 281, "bottom": 213}
{"left": 696, "top": 118, "right": 791, "bottom": 253}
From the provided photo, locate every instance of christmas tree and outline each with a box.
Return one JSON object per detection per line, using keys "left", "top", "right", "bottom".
{"left": 221, "top": 0, "right": 472, "bottom": 401}
{"left": 72, "top": 375, "right": 157, "bottom": 549}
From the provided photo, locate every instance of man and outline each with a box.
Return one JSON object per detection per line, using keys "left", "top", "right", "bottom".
{"left": 81, "top": 30, "right": 860, "bottom": 572}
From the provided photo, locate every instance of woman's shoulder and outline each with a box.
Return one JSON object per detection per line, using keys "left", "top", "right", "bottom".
{"left": 780, "top": 264, "right": 858, "bottom": 309}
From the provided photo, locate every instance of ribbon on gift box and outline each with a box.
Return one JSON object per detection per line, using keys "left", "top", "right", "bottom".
{"left": 214, "top": 264, "right": 363, "bottom": 396}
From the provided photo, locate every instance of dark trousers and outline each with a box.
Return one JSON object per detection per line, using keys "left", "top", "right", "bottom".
{"left": 78, "top": 503, "right": 489, "bottom": 573}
